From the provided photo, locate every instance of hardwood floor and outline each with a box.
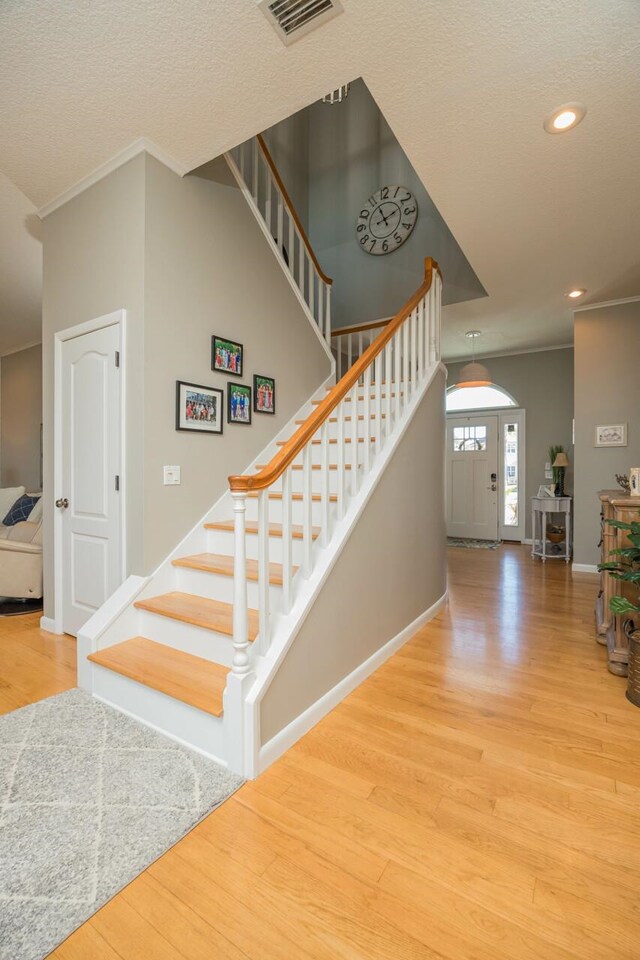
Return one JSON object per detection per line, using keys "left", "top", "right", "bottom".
{"left": 3, "top": 546, "right": 638, "bottom": 959}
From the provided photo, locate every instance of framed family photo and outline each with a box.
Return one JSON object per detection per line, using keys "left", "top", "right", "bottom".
{"left": 228, "top": 382, "right": 252, "bottom": 425}
{"left": 595, "top": 423, "right": 627, "bottom": 447}
{"left": 175, "top": 381, "right": 223, "bottom": 435}
{"left": 254, "top": 374, "right": 275, "bottom": 415}
{"left": 212, "top": 336, "right": 243, "bottom": 377}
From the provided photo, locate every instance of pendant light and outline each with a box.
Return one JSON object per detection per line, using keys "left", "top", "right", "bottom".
{"left": 457, "top": 331, "right": 492, "bottom": 388}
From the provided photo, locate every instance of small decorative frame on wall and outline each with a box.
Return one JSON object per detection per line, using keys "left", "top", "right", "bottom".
{"left": 175, "top": 381, "right": 223, "bottom": 435}
{"left": 228, "top": 382, "right": 252, "bottom": 425}
{"left": 254, "top": 375, "right": 275, "bottom": 415}
{"left": 595, "top": 424, "right": 627, "bottom": 447}
{"left": 212, "top": 336, "right": 243, "bottom": 377}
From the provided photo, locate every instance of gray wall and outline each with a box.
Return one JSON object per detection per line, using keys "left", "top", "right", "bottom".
{"left": 43, "top": 154, "right": 147, "bottom": 621}
{"left": 574, "top": 300, "right": 640, "bottom": 566}
{"left": 42, "top": 151, "right": 330, "bottom": 618}
{"left": 262, "top": 79, "right": 485, "bottom": 329}
{"left": 143, "top": 155, "right": 331, "bottom": 569}
{"left": 446, "top": 348, "right": 574, "bottom": 540}
{"left": 0, "top": 343, "right": 42, "bottom": 491}
{"left": 261, "top": 369, "right": 447, "bottom": 743}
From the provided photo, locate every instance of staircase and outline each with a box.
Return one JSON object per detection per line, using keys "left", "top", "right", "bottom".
{"left": 78, "top": 140, "right": 444, "bottom": 778}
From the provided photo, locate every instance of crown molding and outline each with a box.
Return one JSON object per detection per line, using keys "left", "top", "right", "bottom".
{"left": 443, "top": 343, "right": 574, "bottom": 364}
{"left": 37, "top": 138, "right": 188, "bottom": 219}
{"left": 573, "top": 294, "right": 640, "bottom": 313}
{"left": 0, "top": 338, "right": 43, "bottom": 359}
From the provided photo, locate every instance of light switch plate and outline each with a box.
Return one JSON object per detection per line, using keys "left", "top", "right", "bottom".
{"left": 164, "top": 465, "right": 181, "bottom": 486}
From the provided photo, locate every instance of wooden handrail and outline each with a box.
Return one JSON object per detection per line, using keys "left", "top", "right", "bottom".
{"left": 256, "top": 134, "right": 333, "bottom": 287}
{"left": 331, "top": 318, "right": 390, "bottom": 338}
{"left": 229, "top": 257, "right": 440, "bottom": 493}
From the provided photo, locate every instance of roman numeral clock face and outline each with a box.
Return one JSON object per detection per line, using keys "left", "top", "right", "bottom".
{"left": 356, "top": 186, "right": 418, "bottom": 255}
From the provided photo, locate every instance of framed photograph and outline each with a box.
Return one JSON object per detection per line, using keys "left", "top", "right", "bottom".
{"left": 253, "top": 374, "right": 276, "bottom": 415}
{"left": 212, "top": 336, "right": 243, "bottom": 377}
{"left": 175, "top": 381, "right": 223, "bottom": 435}
{"left": 537, "top": 484, "right": 556, "bottom": 498}
{"left": 595, "top": 424, "right": 627, "bottom": 447}
{"left": 227, "top": 382, "right": 252, "bottom": 425}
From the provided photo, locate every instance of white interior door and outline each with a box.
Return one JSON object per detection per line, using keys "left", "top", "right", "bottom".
{"left": 60, "top": 324, "right": 122, "bottom": 635}
{"left": 446, "top": 415, "right": 498, "bottom": 540}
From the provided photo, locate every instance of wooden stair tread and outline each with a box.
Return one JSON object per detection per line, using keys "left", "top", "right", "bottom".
{"left": 276, "top": 437, "right": 374, "bottom": 447}
{"left": 88, "top": 637, "right": 229, "bottom": 717}
{"left": 255, "top": 463, "right": 354, "bottom": 471}
{"left": 173, "top": 552, "right": 296, "bottom": 585}
{"left": 206, "top": 520, "right": 320, "bottom": 540}
{"left": 295, "top": 414, "right": 386, "bottom": 424}
{"left": 134, "top": 591, "right": 258, "bottom": 641}
{"left": 247, "top": 491, "right": 337, "bottom": 502}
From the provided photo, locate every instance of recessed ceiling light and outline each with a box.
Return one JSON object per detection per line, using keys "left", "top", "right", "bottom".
{"left": 565, "top": 289, "right": 586, "bottom": 299}
{"left": 543, "top": 102, "right": 586, "bottom": 134}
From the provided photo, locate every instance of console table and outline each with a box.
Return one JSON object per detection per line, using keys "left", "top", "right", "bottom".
{"left": 531, "top": 496, "right": 572, "bottom": 562}
{"left": 596, "top": 490, "right": 640, "bottom": 676}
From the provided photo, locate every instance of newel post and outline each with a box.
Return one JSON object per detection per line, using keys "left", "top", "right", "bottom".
{"left": 224, "top": 484, "right": 256, "bottom": 777}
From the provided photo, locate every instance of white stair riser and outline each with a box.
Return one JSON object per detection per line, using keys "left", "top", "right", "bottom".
{"left": 135, "top": 609, "right": 238, "bottom": 666}
{"left": 92, "top": 667, "right": 228, "bottom": 763}
{"left": 206, "top": 527, "right": 323, "bottom": 565}
{"left": 173, "top": 565, "right": 284, "bottom": 610}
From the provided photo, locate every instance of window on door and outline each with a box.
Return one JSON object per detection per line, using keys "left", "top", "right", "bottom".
{"left": 503, "top": 421, "right": 519, "bottom": 529}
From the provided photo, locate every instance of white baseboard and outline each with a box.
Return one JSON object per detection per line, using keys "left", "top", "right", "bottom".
{"left": 522, "top": 538, "right": 533, "bottom": 545}
{"left": 258, "top": 591, "right": 448, "bottom": 774}
{"left": 572, "top": 563, "right": 599, "bottom": 575}
{"left": 40, "top": 616, "right": 63, "bottom": 635}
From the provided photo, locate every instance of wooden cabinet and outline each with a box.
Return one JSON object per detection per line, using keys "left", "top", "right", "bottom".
{"left": 596, "top": 490, "right": 640, "bottom": 676}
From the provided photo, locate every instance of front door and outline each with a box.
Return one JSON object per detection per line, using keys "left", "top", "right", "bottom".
{"left": 60, "top": 324, "right": 122, "bottom": 635}
{"left": 446, "top": 415, "right": 498, "bottom": 540}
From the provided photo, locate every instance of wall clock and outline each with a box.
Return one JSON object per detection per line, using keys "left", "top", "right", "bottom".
{"left": 356, "top": 185, "right": 418, "bottom": 256}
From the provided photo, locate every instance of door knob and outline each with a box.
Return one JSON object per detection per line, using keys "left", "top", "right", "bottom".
{"left": 488, "top": 484, "right": 497, "bottom": 492}
{"left": 55, "top": 498, "right": 69, "bottom": 509}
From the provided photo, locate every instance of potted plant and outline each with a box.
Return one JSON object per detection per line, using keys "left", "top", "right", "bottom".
{"left": 598, "top": 516, "right": 640, "bottom": 705}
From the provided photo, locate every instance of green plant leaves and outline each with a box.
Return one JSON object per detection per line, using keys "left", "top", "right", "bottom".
{"left": 609, "top": 595, "right": 640, "bottom": 615}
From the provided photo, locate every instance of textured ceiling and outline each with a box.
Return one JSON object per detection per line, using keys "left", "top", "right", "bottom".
{"left": 1, "top": 0, "right": 639, "bottom": 357}
{"left": 0, "top": 172, "right": 41, "bottom": 355}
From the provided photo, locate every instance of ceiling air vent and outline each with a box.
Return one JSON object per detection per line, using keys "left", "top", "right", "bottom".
{"left": 257, "top": 0, "right": 344, "bottom": 46}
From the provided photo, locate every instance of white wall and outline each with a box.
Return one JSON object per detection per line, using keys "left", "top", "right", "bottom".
{"left": 0, "top": 343, "right": 42, "bottom": 492}
{"left": 261, "top": 369, "right": 447, "bottom": 743}
{"left": 574, "top": 300, "right": 640, "bottom": 566}
{"left": 41, "top": 151, "right": 331, "bottom": 619}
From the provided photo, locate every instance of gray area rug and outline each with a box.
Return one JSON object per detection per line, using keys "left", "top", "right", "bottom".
{"left": 447, "top": 537, "right": 501, "bottom": 550}
{"left": 0, "top": 688, "right": 244, "bottom": 960}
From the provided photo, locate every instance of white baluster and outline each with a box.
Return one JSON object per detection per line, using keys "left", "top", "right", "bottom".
{"left": 350, "top": 384, "right": 358, "bottom": 497}
{"left": 281, "top": 469, "right": 293, "bottom": 614}
{"left": 257, "top": 489, "right": 270, "bottom": 655}
{"left": 393, "top": 332, "right": 401, "bottom": 424}
{"left": 231, "top": 491, "right": 250, "bottom": 677}
{"left": 308, "top": 260, "right": 315, "bottom": 320}
{"left": 336, "top": 399, "right": 346, "bottom": 520}
{"left": 411, "top": 307, "right": 418, "bottom": 397}
{"left": 252, "top": 141, "right": 259, "bottom": 204}
{"left": 302, "top": 444, "right": 313, "bottom": 577}
{"left": 374, "top": 353, "right": 382, "bottom": 450}
{"left": 358, "top": 333, "right": 364, "bottom": 385}
{"left": 418, "top": 297, "right": 425, "bottom": 381}
{"left": 318, "top": 281, "right": 324, "bottom": 338}
{"left": 320, "top": 422, "right": 331, "bottom": 546}
{"left": 436, "top": 277, "right": 442, "bottom": 360}
{"left": 384, "top": 342, "right": 392, "bottom": 440}
{"left": 288, "top": 214, "right": 294, "bottom": 279}
{"left": 298, "top": 246, "right": 305, "bottom": 298}
{"left": 239, "top": 143, "right": 246, "bottom": 182}
{"left": 277, "top": 195, "right": 284, "bottom": 258}
{"left": 363, "top": 363, "right": 372, "bottom": 472}
{"left": 325, "top": 284, "right": 331, "bottom": 343}
{"left": 402, "top": 317, "right": 409, "bottom": 410}
{"left": 347, "top": 333, "right": 353, "bottom": 374}
{"left": 337, "top": 334, "right": 343, "bottom": 380}
{"left": 265, "top": 172, "right": 272, "bottom": 238}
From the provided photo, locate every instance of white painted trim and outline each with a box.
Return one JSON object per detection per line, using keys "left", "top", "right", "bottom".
{"left": 224, "top": 150, "right": 335, "bottom": 375}
{"left": 0, "top": 339, "right": 42, "bottom": 359}
{"left": 53, "top": 310, "right": 127, "bottom": 635}
{"left": 573, "top": 295, "right": 640, "bottom": 313}
{"left": 443, "top": 343, "right": 573, "bottom": 363}
{"left": 522, "top": 538, "right": 533, "bottom": 545}
{"left": 572, "top": 563, "right": 599, "bottom": 575}
{"left": 258, "top": 591, "right": 448, "bottom": 773}
{"left": 38, "top": 138, "right": 188, "bottom": 219}
{"left": 40, "top": 615, "right": 63, "bottom": 635}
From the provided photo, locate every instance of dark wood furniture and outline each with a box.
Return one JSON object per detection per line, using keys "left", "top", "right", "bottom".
{"left": 596, "top": 490, "right": 640, "bottom": 675}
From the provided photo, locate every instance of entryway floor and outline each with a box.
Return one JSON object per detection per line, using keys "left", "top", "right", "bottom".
{"left": 3, "top": 546, "right": 638, "bottom": 960}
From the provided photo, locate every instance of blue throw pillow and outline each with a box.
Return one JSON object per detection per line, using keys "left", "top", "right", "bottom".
{"left": 3, "top": 495, "right": 41, "bottom": 527}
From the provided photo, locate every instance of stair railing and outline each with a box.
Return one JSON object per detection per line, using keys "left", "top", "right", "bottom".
{"left": 227, "top": 257, "right": 442, "bottom": 677}
{"left": 226, "top": 134, "right": 332, "bottom": 345}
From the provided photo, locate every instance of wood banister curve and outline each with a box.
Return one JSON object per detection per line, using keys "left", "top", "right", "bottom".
{"left": 256, "top": 134, "right": 333, "bottom": 287}
{"left": 228, "top": 257, "right": 441, "bottom": 494}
